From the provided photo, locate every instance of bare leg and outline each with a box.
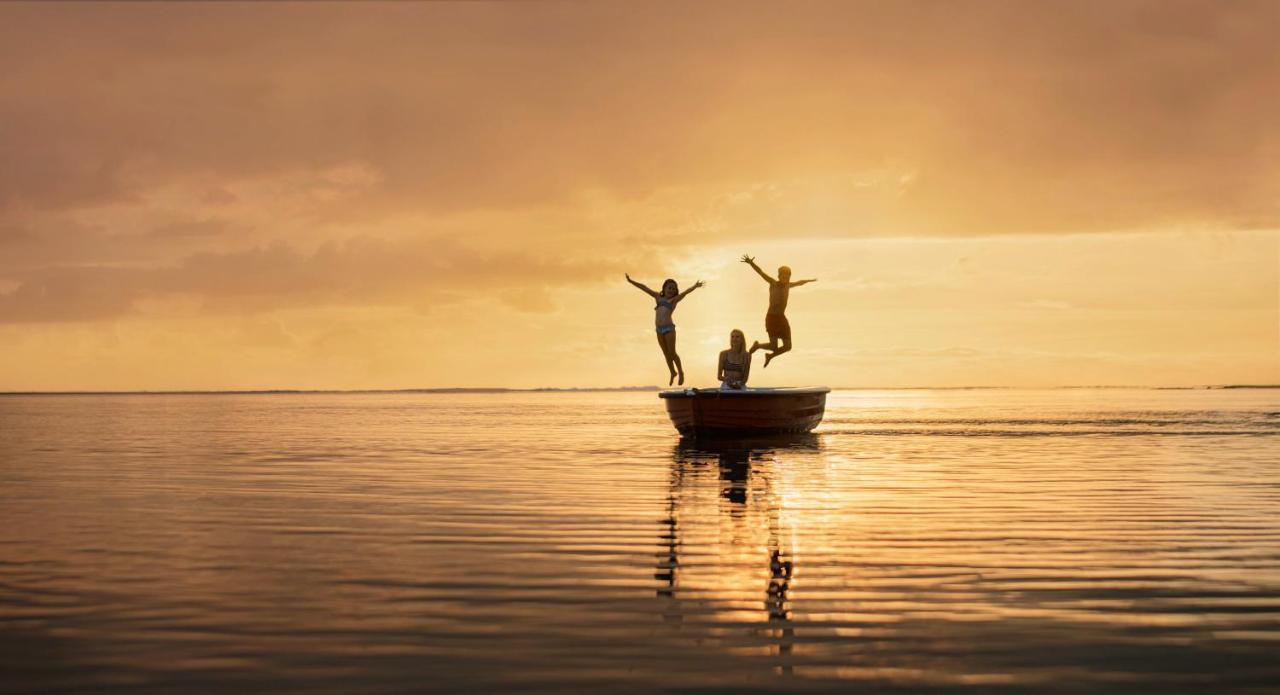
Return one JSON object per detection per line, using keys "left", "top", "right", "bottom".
{"left": 762, "top": 336, "right": 791, "bottom": 368}
{"left": 656, "top": 332, "right": 677, "bottom": 384}
{"left": 752, "top": 334, "right": 779, "bottom": 355}
{"left": 663, "top": 331, "right": 684, "bottom": 385}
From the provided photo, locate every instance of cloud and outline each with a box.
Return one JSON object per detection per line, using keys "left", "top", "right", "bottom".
{"left": 0, "top": 235, "right": 634, "bottom": 323}
{"left": 0, "top": 266, "right": 142, "bottom": 322}
{"left": 0, "top": 1, "right": 1275, "bottom": 235}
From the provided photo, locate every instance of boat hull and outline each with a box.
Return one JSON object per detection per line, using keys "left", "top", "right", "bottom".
{"left": 659, "top": 387, "right": 829, "bottom": 437}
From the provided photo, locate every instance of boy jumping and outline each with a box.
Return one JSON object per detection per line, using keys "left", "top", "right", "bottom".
{"left": 741, "top": 254, "right": 817, "bottom": 368}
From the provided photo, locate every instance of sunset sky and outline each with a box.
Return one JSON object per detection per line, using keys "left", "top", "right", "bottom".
{"left": 1, "top": 1, "right": 1276, "bottom": 390}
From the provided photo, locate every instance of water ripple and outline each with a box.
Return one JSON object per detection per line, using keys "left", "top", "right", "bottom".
{"left": 1, "top": 388, "right": 1278, "bottom": 691}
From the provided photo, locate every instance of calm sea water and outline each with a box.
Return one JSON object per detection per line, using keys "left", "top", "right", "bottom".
{"left": 2, "top": 389, "right": 1278, "bottom": 692}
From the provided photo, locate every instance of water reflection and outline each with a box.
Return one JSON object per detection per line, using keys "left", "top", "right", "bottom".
{"left": 5, "top": 391, "right": 1278, "bottom": 690}
{"left": 660, "top": 435, "right": 819, "bottom": 673}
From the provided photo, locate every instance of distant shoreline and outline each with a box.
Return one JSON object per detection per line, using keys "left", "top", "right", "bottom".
{"left": 2, "top": 385, "right": 1276, "bottom": 396}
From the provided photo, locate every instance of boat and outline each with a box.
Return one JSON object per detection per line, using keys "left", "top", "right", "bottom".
{"left": 658, "top": 387, "right": 830, "bottom": 437}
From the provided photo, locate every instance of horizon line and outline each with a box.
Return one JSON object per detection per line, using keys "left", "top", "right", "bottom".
{"left": 1, "top": 384, "right": 1277, "bottom": 396}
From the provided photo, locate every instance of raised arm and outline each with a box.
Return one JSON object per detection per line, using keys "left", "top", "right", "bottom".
{"left": 675, "top": 280, "right": 704, "bottom": 301}
{"left": 625, "top": 273, "right": 658, "bottom": 298}
{"left": 740, "top": 254, "right": 776, "bottom": 284}
{"left": 789, "top": 278, "right": 818, "bottom": 288}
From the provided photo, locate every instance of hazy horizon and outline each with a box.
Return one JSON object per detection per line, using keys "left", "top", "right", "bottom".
{"left": 3, "top": 383, "right": 1278, "bottom": 396}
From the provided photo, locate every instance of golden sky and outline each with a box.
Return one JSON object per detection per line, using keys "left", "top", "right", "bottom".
{"left": 1, "top": 1, "right": 1276, "bottom": 390}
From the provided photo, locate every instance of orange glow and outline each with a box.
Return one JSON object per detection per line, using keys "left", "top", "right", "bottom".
{"left": 0, "top": 3, "right": 1276, "bottom": 390}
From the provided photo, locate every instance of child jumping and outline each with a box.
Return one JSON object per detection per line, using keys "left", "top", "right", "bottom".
{"left": 740, "top": 254, "right": 816, "bottom": 368}
{"left": 626, "top": 273, "right": 704, "bottom": 385}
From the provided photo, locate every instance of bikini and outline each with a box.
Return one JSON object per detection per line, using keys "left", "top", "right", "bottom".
{"left": 721, "top": 354, "right": 746, "bottom": 389}
{"left": 655, "top": 297, "right": 676, "bottom": 334}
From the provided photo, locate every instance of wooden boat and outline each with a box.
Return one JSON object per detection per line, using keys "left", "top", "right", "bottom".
{"left": 659, "top": 387, "right": 830, "bottom": 437}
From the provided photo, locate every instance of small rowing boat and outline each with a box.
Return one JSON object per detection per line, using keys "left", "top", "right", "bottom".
{"left": 659, "top": 387, "right": 830, "bottom": 437}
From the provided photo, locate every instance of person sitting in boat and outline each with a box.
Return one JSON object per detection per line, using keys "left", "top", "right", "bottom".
{"left": 626, "top": 273, "right": 705, "bottom": 385}
{"left": 718, "top": 329, "right": 753, "bottom": 390}
{"left": 740, "top": 254, "right": 817, "bottom": 368}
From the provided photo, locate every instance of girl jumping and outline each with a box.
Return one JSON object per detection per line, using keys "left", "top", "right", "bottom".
{"left": 626, "top": 273, "right": 704, "bottom": 385}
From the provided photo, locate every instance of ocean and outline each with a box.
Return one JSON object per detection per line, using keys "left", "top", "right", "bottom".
{"left": 1, "top": 388, "right": 1278, "bottom": 692}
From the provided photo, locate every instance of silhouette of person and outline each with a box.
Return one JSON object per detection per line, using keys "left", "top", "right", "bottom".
{"left": 626, "top": 274, "right": 704, "bottom": 385}
{"left": 740, "top": 255, "right": 816, "bottom": 367}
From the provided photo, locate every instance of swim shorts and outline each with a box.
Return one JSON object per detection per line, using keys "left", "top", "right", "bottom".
{"left": 765, "top": 313, "right": 790, "bottom": 341}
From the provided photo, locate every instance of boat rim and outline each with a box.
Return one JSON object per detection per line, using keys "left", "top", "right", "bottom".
{"left": 659, "top": 386, "right": 831, "bottom": 399}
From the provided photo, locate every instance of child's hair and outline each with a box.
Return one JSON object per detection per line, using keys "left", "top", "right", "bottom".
{"left": 661, "top": 278, "right": 679, "bottom": 295}
{"left": 778, "top": 266, "right": 792, "bottom": 278}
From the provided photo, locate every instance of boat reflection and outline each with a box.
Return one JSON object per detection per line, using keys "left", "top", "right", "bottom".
{"left": 658, "top": 434, "right": 820, "bottom": 673}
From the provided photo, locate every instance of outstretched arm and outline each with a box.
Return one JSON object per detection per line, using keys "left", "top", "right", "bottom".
{"left": 675, "top": 280, "right": 705, "bottom": 301}
{"left": 740, "top": 254, "right": 775, "bottom": 284}
{"left": 625, "top": 273, "right": 658, "bottom": 298}
{"left": 789, "top": 278, "right": 818, "bottom": 288}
